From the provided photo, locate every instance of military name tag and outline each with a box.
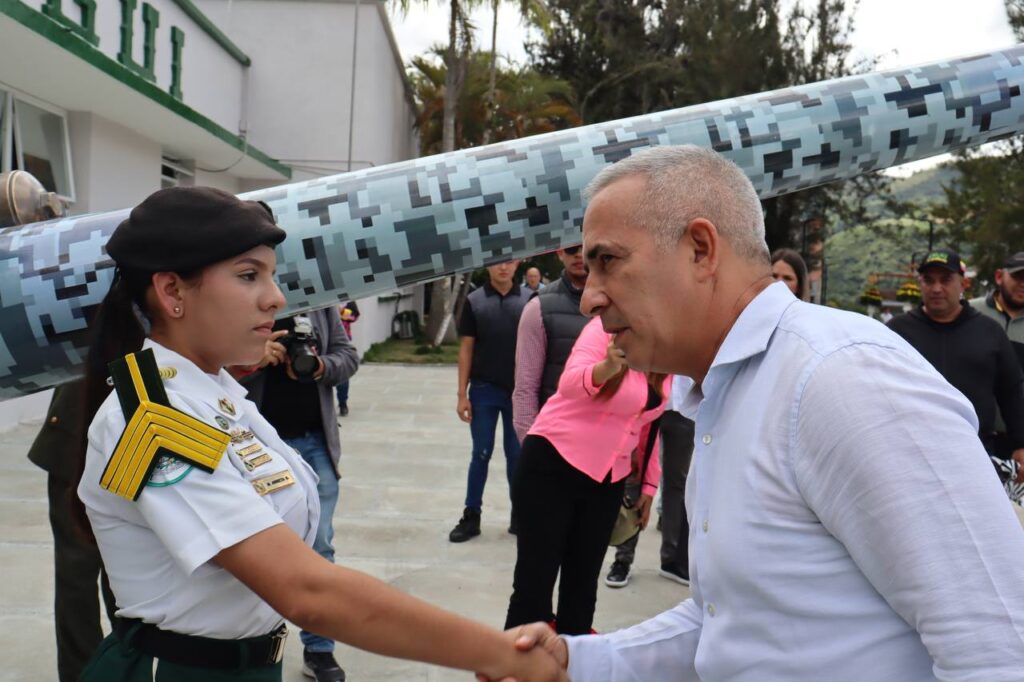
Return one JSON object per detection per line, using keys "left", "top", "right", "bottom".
{"left": 236, "top": 443, "right": 263, "bottom": 457}
{"left": 252, "top": 470, "right": 295, "bottom": 496}
{"left": 243, "top": 452, "right": 272, "bottom": 471}
{"left": 230, "top": 429, "right": 255, "bottom": 444}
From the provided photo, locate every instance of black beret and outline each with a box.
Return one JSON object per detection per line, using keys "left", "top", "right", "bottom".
{"left": 106, "top": 186, "right": 286, "bottom": 272}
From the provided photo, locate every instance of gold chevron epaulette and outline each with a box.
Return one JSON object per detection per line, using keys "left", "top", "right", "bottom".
{"left": 99, "top": 348, "right": 229, "bottom": 501}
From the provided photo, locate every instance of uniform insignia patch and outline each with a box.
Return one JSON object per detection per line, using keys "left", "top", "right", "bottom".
{"left": 99, "top": 349, "right": 230, "bottom": 500}
{"left": 230, "top": 429, "right": 255, "bottom": 444}
{"left": 218, "top": 398, "right": 237, "bottom": 416}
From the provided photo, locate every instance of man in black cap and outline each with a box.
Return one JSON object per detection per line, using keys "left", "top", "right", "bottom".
{"left": 970, "top": 251, "right": 1024, "bottom": 367}
{"left": 887, "top": 249, "right": 1024, "bottom": 471}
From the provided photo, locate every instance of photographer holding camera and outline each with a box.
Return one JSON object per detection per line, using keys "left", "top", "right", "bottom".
{"left": 234, "top": 305, "right": 358, "bottom": 682}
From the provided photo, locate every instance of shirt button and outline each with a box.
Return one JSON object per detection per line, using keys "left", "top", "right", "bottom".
{"left": 49, "top": 416, "right": 59, "bottom": 424}
{"left": 702, "top": 519, "right": 709, "bottom": 533}
{"left": 707, "top": 603, "right": 716, "bottom": 617}
{"left": 702, "top": 434, "right": 712, "bottom": 445}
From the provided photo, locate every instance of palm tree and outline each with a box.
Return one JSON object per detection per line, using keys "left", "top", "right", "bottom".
{"left": 481, "top": 0, "right": 550, "bottom": 144}
{"left": 394, "top": 0, "right": 483, "bottom": 344}
{"left": 409, "top": 51, "right": 579, "bottom": 341}
{"left": 409, "top": 50, "right": 579, "bottom": 154}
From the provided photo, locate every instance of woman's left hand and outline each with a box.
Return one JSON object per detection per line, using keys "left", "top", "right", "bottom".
{"left": 636, "top": 493, "right": 654, "bottom": 530}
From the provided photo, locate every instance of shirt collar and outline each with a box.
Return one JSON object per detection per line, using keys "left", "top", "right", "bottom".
{"left": 142, "top": 338, "right": 248, "bottom": 402}
{"left": 678, "top": 281, "right": 794, "bottom": 417}
{"left": 483, "top": 280, "right": 522, "bottom": 297}
{"left": 709, "top": 281, "right": 796, "bottom": 370}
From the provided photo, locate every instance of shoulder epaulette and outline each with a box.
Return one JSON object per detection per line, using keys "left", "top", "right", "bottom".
{"left": 99, "top": 348, "right": 229, "bottom": 501}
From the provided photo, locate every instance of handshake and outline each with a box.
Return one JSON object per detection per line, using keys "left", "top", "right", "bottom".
{"left": 474, "top": 623, "right": 571, "bottom": 682}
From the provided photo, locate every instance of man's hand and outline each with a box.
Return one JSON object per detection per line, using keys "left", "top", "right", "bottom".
{"left": 476, "top": 624, "right": 569, "bottom": 682}
{"left": 512, "top": 623, "right": 568, "bottom": 670}
{"left": 1013, "top": 449, "right": 1024, "bottom": 483}
{"left": 457, "top": 395, "right": 473, "bottom": 423}
{"left": 635, "top": 493, "right": 654, "bottom": 530}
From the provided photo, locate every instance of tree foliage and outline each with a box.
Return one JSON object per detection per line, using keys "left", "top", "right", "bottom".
{"left": 934, "top": 138, "right": 1024, "bottom": 283}
{"left": 526, "top": 0, "right": 897, "bottom": 252}
{"left": 410, "top": 48, "right": 580, "bottom": 155}
{"left": 929, "top": 2, "right": 1024, "bottom": 284}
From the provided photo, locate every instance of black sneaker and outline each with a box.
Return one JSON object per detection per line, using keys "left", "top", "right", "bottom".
{"left": 302, "top": 650, "right": 346, "bottom": 682}
{"left": 604, "top": 560, "right": 631, "bottom": 588}
{"left": 448, "top": 508, "right": 481, "bottom": 542}
{"left": 338, "top": 403, "right": 349, "bottom": 417}
{"left": 659, "top": 562, "right": 690, "bottom": 586}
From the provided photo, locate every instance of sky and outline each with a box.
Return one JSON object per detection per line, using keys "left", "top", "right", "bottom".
{"left": 388, "top": 0, "right": 1019, "bottom": 174}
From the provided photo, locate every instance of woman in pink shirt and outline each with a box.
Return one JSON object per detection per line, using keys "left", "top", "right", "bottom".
{"left": 504, "top": 316, "right": 669, "bottom": 635}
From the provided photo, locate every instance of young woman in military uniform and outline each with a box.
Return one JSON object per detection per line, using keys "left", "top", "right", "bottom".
{"left": 74, "top": 187, "right": 566, "bottom": 682}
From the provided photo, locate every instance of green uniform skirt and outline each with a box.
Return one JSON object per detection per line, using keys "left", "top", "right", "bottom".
{"left": 78, "top": 629, "right": 283, "bottom": 682}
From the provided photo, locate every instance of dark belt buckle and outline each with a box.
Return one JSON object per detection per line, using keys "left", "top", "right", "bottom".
{"left": 269, "top": 626, "right": 287, "bottom": 664}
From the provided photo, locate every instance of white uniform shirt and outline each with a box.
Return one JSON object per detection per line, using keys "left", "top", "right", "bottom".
{"left": 566, "top": 282, "right": 1024, "bottom": 681}
{"left": 78, "top": 339, "right": 320, "bottom": 638}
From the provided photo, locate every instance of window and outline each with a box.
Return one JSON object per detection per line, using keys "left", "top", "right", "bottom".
{"left": 0, "top": 90, "right": 10, "bottom": 174}
{"left": 0, "top": 87, "right": 75, "bottom": 201}
{"left": 12, "top": 98, "right": 74, "bottom": 201}
{"left": 160, "top": 155, "right": 194, "bottom": 189}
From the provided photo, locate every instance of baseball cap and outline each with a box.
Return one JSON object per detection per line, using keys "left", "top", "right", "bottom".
{"left": 917, "top": 249, "right": 965, "bottom": 276}
{"left": 1003, "top": 252, "right": 1024, "bottom": 274}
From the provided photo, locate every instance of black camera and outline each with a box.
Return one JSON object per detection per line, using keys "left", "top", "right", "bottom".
{"left": 282, "top": 315, "right": 320, "bottom": 382}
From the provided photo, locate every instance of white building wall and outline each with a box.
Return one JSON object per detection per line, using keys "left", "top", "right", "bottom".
{"left": 17, "top": 0, "right": 246, "bottom": 135}
{"left": 67, "top": 112, "right": 162, "bottom": 214}
{"left": 199, "top": 0, "right": 420, "bottom": 359}
{"left": 192, "top": 169, "right": 241, "bottom": 193}
{"left": 0, "top": 0, "right": 421, "bottom": 429}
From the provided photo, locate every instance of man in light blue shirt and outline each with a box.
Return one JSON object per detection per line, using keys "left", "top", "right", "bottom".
{"left": 507, "top": 145, "right": 1024, "bottom": 681}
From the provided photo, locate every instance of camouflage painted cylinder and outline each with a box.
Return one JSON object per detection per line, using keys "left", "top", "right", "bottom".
{"left": 3, "top": 45, "right": 1024, "bottom": 399}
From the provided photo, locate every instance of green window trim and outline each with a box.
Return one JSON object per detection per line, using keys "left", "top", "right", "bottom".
{"left": 0, "top": 0, "right": 291, "bottom": 179}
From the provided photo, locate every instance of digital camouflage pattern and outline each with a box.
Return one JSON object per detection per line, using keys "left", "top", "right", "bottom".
{"left": 2, "top": 46, "right": 1024, "bottom": 399}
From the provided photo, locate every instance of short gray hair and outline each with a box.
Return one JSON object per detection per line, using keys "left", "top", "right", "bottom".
{"left": 584, "top": 145, "right": 769, "bottom": 261}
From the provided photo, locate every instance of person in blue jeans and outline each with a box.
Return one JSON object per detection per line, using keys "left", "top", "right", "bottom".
{"left": 451, "top": 261, "right": 533, "bottom": 542}
{"left": 238, "top": 306, "right": 358, "bottom": 682}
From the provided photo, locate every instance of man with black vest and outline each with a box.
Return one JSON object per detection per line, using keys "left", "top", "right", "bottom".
{"left": 450, "top": 260, "right": 533, "bottom": 542}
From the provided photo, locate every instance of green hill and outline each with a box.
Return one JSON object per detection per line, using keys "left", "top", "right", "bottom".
{"left": 823, "top": 164, "right": 961, "bottom": 308}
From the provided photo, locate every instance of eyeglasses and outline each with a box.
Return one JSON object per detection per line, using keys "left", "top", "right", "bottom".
{"left": 563, "top": 245, "right": 582, "bottom": 255}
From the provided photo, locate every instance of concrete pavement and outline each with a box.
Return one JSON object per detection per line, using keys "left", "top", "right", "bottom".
{"left": 0, "top": 364, "right": 688, "bottom": 681}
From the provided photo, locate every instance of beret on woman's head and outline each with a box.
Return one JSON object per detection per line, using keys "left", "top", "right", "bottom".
{"left": 106, "top": 186, "right": 287, "bottom": 273}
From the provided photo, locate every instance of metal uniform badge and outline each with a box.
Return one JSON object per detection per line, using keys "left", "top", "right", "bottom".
{"left": 243, "top": 453, "right": 272, "bottom": 471}
{"left": 218, "top": 398, "right": 236, "bottom": 417}
{"left": 230, "top": 429, "right": 255, "bottom": 444}
{"left": 251, "top": 470, "right": 295, "bottom": 496}
{"left": 236, "top": 443, "right": 263, "bottom": 457}
{"left": 215, "top": 416, "right": 230, "bottom": 430}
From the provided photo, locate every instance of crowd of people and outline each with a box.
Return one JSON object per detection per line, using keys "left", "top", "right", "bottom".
{"left": 26, "top": 145, "right": 1024, "bottom": 682}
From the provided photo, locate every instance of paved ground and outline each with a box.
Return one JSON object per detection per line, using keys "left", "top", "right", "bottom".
{"left": 0, "top": 364, "right": 688, "bottom": 681}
